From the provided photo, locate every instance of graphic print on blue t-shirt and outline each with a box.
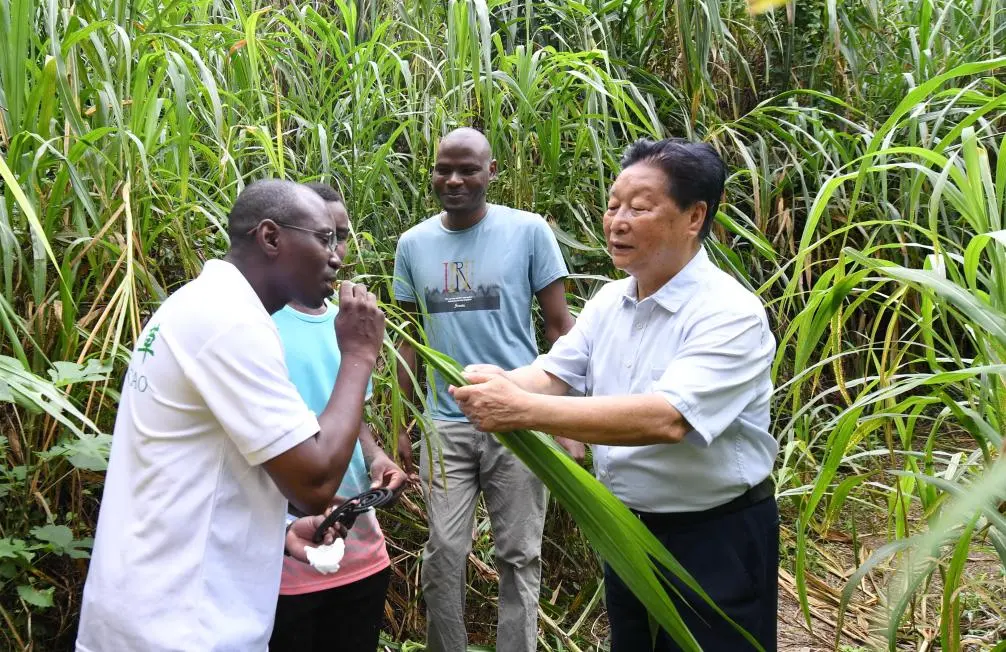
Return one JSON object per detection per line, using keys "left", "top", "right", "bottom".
{"left": 426, "top": 259, "right": 501, "bottom": 313}
{"left": 392, "top": 204, "right": 569, "bottom": 420}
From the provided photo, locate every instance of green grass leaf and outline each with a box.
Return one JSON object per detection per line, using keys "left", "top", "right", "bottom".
{"left": 17, "top": 584, "right": 54, "bottom": 609}
{"left": 30, "top": 525, "right": 73, "bottom": 551}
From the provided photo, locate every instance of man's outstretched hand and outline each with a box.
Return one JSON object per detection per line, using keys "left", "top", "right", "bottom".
{"left": 455, "top": 366, "right": 586, "bottom": 463}
{"left": 285, "top": 514, "right": 347, "bottom": 563}
{"left": 335, "top": 281, "right": 385, "bottom": 366}
{"left": 395, "top": 425, "right": 419, "bottom": 485}
{"left": 450, "top": 371, "right": 529, "bottom": 433}
{"left": 370, "top": 452, "right": 409, "bottom": 502}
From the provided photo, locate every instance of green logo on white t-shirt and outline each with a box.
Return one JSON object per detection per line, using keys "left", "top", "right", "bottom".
{"left": 137, "top": 324, "right": 161, "bottom": 362}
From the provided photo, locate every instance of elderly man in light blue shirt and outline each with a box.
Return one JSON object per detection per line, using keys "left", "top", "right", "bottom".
{"left": 451, "top": 138, "right": 779, "bottom": 651}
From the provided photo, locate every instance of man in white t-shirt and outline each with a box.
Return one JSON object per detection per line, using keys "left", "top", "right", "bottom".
{"left": 75, "top": 179, "right": 385, "bottom": 651}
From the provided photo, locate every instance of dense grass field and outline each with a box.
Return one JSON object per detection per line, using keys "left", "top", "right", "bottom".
{"left": 1, "top": 0, "right": 1005, "bottom": 649}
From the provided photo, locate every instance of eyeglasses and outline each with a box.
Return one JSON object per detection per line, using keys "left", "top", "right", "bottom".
{"left": 247, "top": 220, "right": 339, "bottom": 252}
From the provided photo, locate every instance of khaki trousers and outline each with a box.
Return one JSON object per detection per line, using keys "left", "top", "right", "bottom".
{"left": 419, "top": 420, "right": 547, "bottom": 652}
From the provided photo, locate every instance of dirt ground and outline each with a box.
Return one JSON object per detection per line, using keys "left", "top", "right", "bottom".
{"left": 775, "top": 538, "right": 1006, "bottom": 652}
{"left": 778, "top": 584, "right": 849, "bottom": 652}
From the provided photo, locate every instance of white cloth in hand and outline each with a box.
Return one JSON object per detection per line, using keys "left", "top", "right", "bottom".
{"left": 304, "top": 538, "right": 346, "bottom": 574}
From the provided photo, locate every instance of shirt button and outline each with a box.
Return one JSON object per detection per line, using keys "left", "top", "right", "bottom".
{"left": 625, "top": 362, "right": 632, "bottom": 368}
{"left": 635, "top": 323, "right": 643, "bottom": 330}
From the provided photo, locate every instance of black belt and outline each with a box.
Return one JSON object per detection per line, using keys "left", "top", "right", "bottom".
{"left": 631, "top": 477, "right": 775, "bottom": 529}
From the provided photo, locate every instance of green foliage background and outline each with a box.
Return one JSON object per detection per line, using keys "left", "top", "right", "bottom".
{"left": 1, "top": 0, "right": 1005, "bottom": 649}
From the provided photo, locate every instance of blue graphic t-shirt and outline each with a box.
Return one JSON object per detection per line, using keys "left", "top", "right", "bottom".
{"left": 392, "top": 204, "right": 568, "bottom": 420}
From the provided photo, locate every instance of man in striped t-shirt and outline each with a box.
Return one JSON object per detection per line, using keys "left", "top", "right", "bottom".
{"left": 269, "top": 184, "right": 407, "bottom": 651}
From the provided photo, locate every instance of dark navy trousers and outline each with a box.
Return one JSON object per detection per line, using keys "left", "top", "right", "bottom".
{"left": 604, "top": 497, "right": 779, "bottom": 651}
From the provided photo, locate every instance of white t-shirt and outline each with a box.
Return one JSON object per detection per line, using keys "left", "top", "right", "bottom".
{"left": 76, "top": 260, "right": 320, "bottom": 652}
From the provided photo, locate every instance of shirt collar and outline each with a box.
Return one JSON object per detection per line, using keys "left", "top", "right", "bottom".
{"left": 621, "top": 247, "right": 710, "bottom": 313}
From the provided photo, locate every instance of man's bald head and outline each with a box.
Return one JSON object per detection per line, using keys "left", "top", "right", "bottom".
{"left": 438, "top": 127, "right": 492, "bottom": 164}
{"left": 432, "top": 128, "right": 498, "bottom": 222}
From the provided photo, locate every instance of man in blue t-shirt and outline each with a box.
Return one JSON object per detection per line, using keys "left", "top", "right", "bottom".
{"left": 270, "top": 184, "right": 407, "bottom": 652}
{"left": 393, "top": 127, "right": 580, "bottom": 652}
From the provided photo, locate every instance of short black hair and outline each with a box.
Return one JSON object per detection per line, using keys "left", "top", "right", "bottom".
{"left": 304, "top": 182, "right": 344, "bottom": 205}
{"left": 620, "top": 138, "right": 726, "bottom": 239}
{"left": 227, "top": 179, "right": 304, "bottom": 241}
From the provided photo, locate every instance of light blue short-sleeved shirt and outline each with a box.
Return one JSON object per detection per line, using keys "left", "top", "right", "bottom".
{"left": 534, "top": 247, "right": 777, "bottom": 513}
{"left": 393, "top": 204, "right": 568, "bottom": 420}
{"left": 271, "top": 303, "right": 373, "bottom": 500}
